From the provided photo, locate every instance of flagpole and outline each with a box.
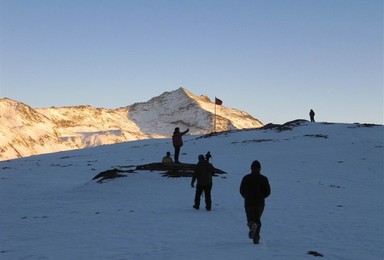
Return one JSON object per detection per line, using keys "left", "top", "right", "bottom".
{"left": 214, "top": 97, "right": 222, "bottom": 133}
{"left": 214, "top": 101, "right": 216, "bottom": 133}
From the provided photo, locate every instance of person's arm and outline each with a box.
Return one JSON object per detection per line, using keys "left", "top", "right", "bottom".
{"left": 264, "top": 178, "right": 271, "bottom": 198}
{"left": 191, "top": 169, "right": 197, "bottom": 187}
{"left": 240, "top": 177, "right": 246, "bottom": 198}
{"left": 181, "top": 129, "right": 189, "bottom": 135}
{"left": 191, "top": 176, "right": 196, "bottom": 187}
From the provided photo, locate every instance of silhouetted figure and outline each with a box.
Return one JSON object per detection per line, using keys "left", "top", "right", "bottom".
{"left": 172, "top": 127, "right": 189, "bottom": 163}
{"left": 162, "top": 151, "right": 173, "bottom": 164}
{"left": 205, "top": 151, "right": 212, "bottom": 162}
{"left": 309, "top": 109, "right": 315, "bottom": 122}
{"left": 240, "top": 160, "right": 271, "bottom": 244}
{"left": 191, "top": 154, "right": 215, "bottom": 211}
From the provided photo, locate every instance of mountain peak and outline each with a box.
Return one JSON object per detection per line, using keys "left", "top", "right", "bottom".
{"left": 0, "top": 88, "right": 263, "bottom": 160}
{"left": 0, "top": 97, "right": 51, "bottom": 127}
{"left": 176, "top": 87, "right": 212, "bottom": 103}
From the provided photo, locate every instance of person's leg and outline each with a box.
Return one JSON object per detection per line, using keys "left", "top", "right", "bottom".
{"left": 245, "top": 207, "right": 256, "bottom": 228}
{"left": 194, "top": 185, "right": 204, "bottom": 209}
{"left": 253, "top": 206, "right": 265, "bottom": 243}
{"left": 245, "top": 207, "right": 257, "bottom": 239}
{"left": 204, "top": 184, "right": 212, "bottom": 211}
{"left": 174, "top": 147, "right": 180, "bottom": 163}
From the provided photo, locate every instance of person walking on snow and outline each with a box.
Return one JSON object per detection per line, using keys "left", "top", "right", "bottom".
{"left": 240, "top": 160, "right": 271, "bottom": 244}
{"left": 191, "top": 154, "right": 215, "bottom": 211}
{"left": 172, "top": 127, "right": 189, "bottom": 163}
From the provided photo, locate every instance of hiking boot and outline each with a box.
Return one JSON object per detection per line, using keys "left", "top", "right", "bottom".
{"left": 248, "top": 223, "right": 257, "bottom": 239}
{"left": 253, "top": 235, "right": 260, "bottom": 244}
{"left": 193, "top": 205, "right": 199, "bottom": 210}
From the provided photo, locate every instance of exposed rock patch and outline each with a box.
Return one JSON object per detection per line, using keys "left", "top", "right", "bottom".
{"left": 93, "top": 162, "right": 226, "bottom": 183}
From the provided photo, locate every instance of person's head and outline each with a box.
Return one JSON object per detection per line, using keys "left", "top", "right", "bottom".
{"left": 198, "top": 154, "right": 205, "bottom": 161}
{"left": 174, "top": 127, "right": 180, "bottom": 132}
{"left": 251, "top": 160, "right": 261, "bottom": 172}
{"left": 166, "top": 151, "right": 171, "bottom": 156}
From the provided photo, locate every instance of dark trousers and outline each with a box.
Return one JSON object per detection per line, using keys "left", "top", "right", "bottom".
{"left": 245, "top": 206, "right": 265, "bottom": 237}
{"left": 194, "top": 184, "right": 212, "bottom": 210}
{"left": 174, "top": 147, "right": 180, "bottom": 163}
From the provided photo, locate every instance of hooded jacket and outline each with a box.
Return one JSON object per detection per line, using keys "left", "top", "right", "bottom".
{"left": 240, "top": 171, "right": 271, "bottom": 207}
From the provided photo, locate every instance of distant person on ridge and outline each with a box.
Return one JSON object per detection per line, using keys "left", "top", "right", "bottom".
{"left": 162, "top": 151, "right": 173, "bottom": 164}
{"left": 172, "top": 127, "right": 189, "bottom": 163}
{"left": 191, "top": 154, "right": 215, "bottom": 211}
{"left": 309, "top": 109, "right": 315, "bottom": 122}
{"left": 240, "top": 160, "right": 271, "bottom": 244}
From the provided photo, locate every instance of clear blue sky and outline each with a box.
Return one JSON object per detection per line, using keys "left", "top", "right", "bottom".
{"left": 1, "top": 0, "right": 383, "bottom": 124}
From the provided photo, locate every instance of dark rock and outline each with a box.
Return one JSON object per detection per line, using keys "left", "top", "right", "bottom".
{"left": 93, "top": 162, "right": 226, "bottom": 182}
{"left": 92, "top": 168, "right": 131, "bottom": 183}
{"left": 136, "top": 162, "right": 226, "bottom": 178}
{"left": 307, "top": 251, "right": 324, "bottom": 257}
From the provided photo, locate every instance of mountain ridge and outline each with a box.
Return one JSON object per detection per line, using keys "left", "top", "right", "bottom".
{"left": 0, "top": 88, "right": 263, "bottom": 161}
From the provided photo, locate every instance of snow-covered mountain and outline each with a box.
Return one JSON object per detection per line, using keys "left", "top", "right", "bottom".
{"left": 0, "top": 98, "right": 78, "bottom": 161}
{"left": 0, "top": 88, "right": 263, "bottom": 161}
{"left": 1, "top": 121, "right": 383, "bottom": 259}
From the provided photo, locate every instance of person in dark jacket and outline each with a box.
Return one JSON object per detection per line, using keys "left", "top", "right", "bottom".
{"left": 191, "top": 154, "right": 215, "bottom": 211}
{"left": 240, "top": 160, "right": 271, "bottom": 244}
{"left": 172, "top": 127, "right": 189, "bottom": 163}
{"left": 309, "top": 109, "right": 315, "bottom": 122}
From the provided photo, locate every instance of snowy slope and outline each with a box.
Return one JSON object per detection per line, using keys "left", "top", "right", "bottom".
{"left": 1, "top": 121, "right": 383, "bottom": 259}
{"left": 0, "top": 88, "right": 263, "bottom": 161}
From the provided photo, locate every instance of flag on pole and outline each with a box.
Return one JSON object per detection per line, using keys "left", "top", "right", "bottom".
{"left": 214, "top": 97, "right": 222, "bottom": 132}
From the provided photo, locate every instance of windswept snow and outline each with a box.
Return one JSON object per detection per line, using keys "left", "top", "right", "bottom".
{"left": 0, "top": 121, "right": 383, "bottom": 259}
